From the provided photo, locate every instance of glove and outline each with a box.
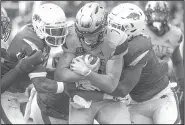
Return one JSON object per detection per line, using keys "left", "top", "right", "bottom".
{"left": 84, "top": 54, "right": 100, "bottom": 72}
{"left": 15, "top": 50, "right": 45, "bottom": 74}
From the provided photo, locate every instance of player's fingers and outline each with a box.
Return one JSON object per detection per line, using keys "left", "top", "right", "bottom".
{"left": 75, "top": 57, "right": 84, "bottom": 63}
{"left": 92, "top": 57, "right": 100, "bottom": 67}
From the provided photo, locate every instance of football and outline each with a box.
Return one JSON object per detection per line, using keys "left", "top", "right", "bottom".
{"left": 82, "top": 54, "right": 99, "bottom": 65}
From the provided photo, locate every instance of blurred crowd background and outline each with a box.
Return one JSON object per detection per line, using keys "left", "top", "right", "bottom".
{"left": 1, "top": 1, "right": 184, "bottom": 46}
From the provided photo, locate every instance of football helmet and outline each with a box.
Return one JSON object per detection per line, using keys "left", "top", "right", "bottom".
{"left": 145, "top": 1, "right": 170, "bottom": 30}
{"left": 108, "top": 3, "right": 146, "bottom": 40}
{"left": 32, "top": 3, "right": 68, "bottom": 46}
{"left": 1, "top": 7, "right": 11, "bottom": 43}
{"left": 75, "top": 2, "right": 108, "bottom": 50}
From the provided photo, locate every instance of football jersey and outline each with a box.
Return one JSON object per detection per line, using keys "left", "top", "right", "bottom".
{"left": 111, "top": 35, "right": 169, "bottom": 102}
{"left": 63, "top": 24, "right": 128, "bottom": 91}
{"left": 2, "top": 24, "right": 45, "bottom": 93}
{"left": 2, "top": 24, "right": 69, "bottom": 115}
{"left": 144, "top": 24, "right": 183, "bottom": 62}
{"left": 126, "top": 35, "right": 169, "bottom": 102}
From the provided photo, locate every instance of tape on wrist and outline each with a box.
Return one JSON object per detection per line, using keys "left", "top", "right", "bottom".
{"left": 56, "top": 82, "right": 64, "bottom": 93}
{"left": 29, "top": 72, "right": 47, "bottom": 79}
{"left": 85, "top": 69, "right": 92, "bottom": 77}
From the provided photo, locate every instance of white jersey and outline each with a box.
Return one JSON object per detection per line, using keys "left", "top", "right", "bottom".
{"left": 144, "top": 24, "right": 183, "bottom": 62}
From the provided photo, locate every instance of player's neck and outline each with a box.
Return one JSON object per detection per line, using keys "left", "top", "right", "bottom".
{"left": 148, "top": 24, "right": 169, "bottom": 37}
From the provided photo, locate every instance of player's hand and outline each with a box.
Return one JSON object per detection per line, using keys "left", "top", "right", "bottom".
{"left": 70, "top": 56, "right": 91, "bottom": 77}
{"left": 84, "top": 54, "right": 100, "bottom": 72}
{"left": 15, "top": 50, "right": 45, "bottom": 74}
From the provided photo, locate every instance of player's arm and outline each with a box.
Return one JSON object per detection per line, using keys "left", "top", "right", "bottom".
{"left": 110, "top": 62, "right": 145, "bottom": 97}
{"left": 171, "top": 44, "right": 184, "bottom": 90}
{"left": 110, "top": 49, "right": 151, "bottom": 98}
{"left": 85, "top": 53, "right": 125, "bottom": 93}
{"left": 1, "top": 50, "right": 44, "bottom": 93}
{"left": 30, "top": 52, "right": 83, "bottom": 94}
{"left": 54, "top": 52, "right": 84, "bottom": 83}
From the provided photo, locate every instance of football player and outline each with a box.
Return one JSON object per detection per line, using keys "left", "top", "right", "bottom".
{"left": 54, "top": 2, "right": 131, "bottom": 124}
{"left": 144, "top": 1, "right": 184, "bottom": 94}
{"left": 1, "top": 4, "right": 69, "bottom": 124}
{"left": 144, "top": 1, "right": 184, "bottom": 123}
{"left": 106, "top": 3, "right": 181, "bottom": 124}
{"left": 1, "top": 7, "right": 45, "bottom": 124}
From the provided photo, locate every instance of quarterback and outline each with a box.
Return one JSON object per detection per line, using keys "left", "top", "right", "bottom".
{"left": 54, "top": 2, "right": 135, "bottom": 124}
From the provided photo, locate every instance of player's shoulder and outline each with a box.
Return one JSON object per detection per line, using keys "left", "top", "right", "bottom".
{"left": 129, "top": 34, "right": 152, "bottom": 52}
{"left": 104, "top": 26, "right": 129, "bottom": 58}
{"left": 168, "top": 24, "right": 183, "bottom": 45}
{"left": 124, "top": 35, "right": 152, "bottom": 66}
{"left": 63, "top": 24, "right": 80, "bottom": 53}
{"left": 10, "top": 24, "right": 45, "bottom": 50}
{"left": 7, "top": 24, "right": 45, "bottom": 60}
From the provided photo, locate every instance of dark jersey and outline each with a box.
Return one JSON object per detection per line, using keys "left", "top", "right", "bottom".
{"left": 2, "top": 24, "right": 69, "bottom": 116}
{"left": 125, "top": 35, "right": 169, "bottom": 102}
{"left": 2, "top": 24, "right": 45, "bottom": 92}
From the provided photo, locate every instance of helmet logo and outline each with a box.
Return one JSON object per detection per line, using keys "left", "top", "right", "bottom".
{"left": 81, "top": 16, "right": 93, "bottom": 28}
{"left": 127, "top": 12, "right": 140, "bottom": 20}
{"left": 33, "top": 14, "right": 42, "bottom": 23}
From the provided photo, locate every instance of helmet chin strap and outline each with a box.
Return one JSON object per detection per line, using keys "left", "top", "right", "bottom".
{"left": 84, "top": 40, "right": 92, "bottom": 45}
{"left": 84, "top": 40, "right": 97, "bottom": 45}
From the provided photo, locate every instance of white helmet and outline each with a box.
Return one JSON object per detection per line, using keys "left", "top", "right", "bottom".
{"left": 108, "top": 3, "right": 146, "bottom": 40}
{"left": 32, "top": 3, "right": 68, "bottom": 46}
{"left": 75, "top": 2, "right": 107, "bottom": 50}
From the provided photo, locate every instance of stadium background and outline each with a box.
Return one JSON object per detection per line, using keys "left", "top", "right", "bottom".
{"left": 1, "top": 1, "right": 184, "bottom": 47}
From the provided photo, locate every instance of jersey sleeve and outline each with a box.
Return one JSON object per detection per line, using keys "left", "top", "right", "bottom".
{"left": 114, "top": 40, "right": 128, "bottom": 56}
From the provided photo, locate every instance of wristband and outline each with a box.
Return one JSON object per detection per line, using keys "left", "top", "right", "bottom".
{"left": 56, "top": 82, "right": 64, "bottom": 93}
{"left": 29, "top": 72, "right": 47, "bottom": 79}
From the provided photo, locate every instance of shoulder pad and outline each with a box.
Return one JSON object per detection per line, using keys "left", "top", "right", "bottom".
{"left": 7, "top": 25, "right": 45, "bottom": 61}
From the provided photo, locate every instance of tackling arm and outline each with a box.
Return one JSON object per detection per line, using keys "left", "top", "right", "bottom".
{"left": 110, "top": 62, "right": 144, "bottom": 97}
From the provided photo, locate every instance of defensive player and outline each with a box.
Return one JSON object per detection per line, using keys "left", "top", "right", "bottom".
{"left": 106, "top": 3, "right": 181, "bottom": 124}
{"left": 144, "top": 1, "right": 184, "bottom": 93}
{"left": 1, "top": 4, "right": 69, "bottom": 124}
{"left": 1, "top": 7, "right": 45, "bottom": 124}
{"left": 144, "top": 1, "right": 184, "bottom": 123}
